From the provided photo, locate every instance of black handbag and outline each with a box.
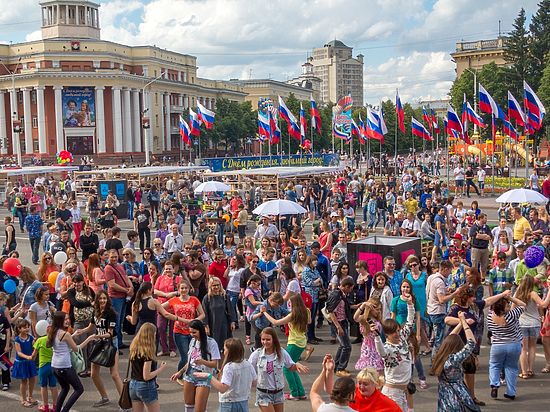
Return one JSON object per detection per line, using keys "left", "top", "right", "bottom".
{"left": 89, "top": 339, "right": 117, "bottom": 368}
{"left": 119, "top": 359, "right": 132, "bottom": 409}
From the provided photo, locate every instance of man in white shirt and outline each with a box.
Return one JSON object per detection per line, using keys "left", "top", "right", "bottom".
{"left": 453, "top": 165, "right": 465, "bottom": 197}
{"left": 477, "top": 166, "right": 486, "bottom": 197}
{"left": 253, "top": 216, "right": 279, "bottom": 243}
{"left": 400, "top": 212, "right": 420, "bottom": 237}
{"left": 163, "top": 224, "right": 184, "bottom": 255}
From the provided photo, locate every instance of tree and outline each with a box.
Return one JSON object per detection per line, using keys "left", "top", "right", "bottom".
{"left": 536, "top": 56, "right": 550, "bottom": 129}
{"left": 529, "top": 0, "right": 550, "bottom": 89}
{"left": 504, "top": 8, "right": 529, "bottom": 96}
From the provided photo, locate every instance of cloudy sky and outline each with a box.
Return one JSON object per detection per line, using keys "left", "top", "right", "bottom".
{"left": 0, "top": 0, "right": 540, "bottom": 105}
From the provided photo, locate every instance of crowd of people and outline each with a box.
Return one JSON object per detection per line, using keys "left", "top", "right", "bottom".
{"left": 0, "top": 163, "right": 549, "bottom": 412}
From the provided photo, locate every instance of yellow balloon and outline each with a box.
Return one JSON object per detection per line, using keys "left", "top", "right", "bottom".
{"left": 48, "top": 271, "right": 60, "bottom": 287}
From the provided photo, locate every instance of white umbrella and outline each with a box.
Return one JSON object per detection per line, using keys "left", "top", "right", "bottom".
{"left": 194, "top": 181, "right": 231, "bottom": 193}
{"left": 495, "top": 188, "right": 548, "bottom": 204}
{"left": 253, "top": 199, "right": 307, "bottom": 216}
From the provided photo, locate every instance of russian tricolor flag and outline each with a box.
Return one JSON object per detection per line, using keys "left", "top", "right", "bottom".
{"left": 299, "top": 103, "right": 307, "bottom": 144}
{"left": 411, "top": 117, "right": 432, "bottom": 141}
{"left": 396, "top": 92, "right": 405, "bottom": 133}
{"left": 351, "top": 118, "right": 365, "bottom": 145}
{"left": 465, "top": 101, "right": 486, "bottom": 128}
{"left": 431, "top": 108, "right": 440, "bottom": 134}
{"left": 422, "top": 106, "right": 431, "bottom": 128}
{"left": 258, "top": 111, "right": 271, "bottom": 141}
{"left": 269, "top": 110, "right": 280, "bottom": 144}
{"left": 179, "top": 115, "right": 191, "bottom": 146}
{"left": 332, "top": 120, "right": 350, "bottom": 142}
{"left": 479, "top": 83, "right": 506, "bottom": 120}
{"left": 358, "top": 115, "right": 366, "bottom": 145}
{"left": 502, "top": 118, "right": 519, "bottom": 141}
{"left": 447, "top": 105, "right": 464, "bottom": 134}
{"left": 196, "top": 102, "right": 215, "bottom": 129}
{"left": 310, "top": 97, "right": 322, "bottom": 135}
{"left": 365, "top": 107, "right": 384, "bottom": 142}
{"left": 508, "top": 91, "right": 525, "bottom": 127}
{"left": 189, "top": 108, "right": 201, "bottom": 137}
{"left": 524, "top": 81, "right": 546, "bottom": 131}
{"left": 278, "top": 96, "right": 301, "bottom": 141}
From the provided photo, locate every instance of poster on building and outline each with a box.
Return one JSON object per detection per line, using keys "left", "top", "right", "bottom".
{"left": 332, "top": 95, "right": 353, "bottom": 140}
{"left": 62, "top": 87, "right": 96, "bottom": 127}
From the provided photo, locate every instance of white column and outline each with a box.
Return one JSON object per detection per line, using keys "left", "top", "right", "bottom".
{"left": 123, "top": 88, "right": 132, "bottom": 152}
{"left": 0, "top": 91, "right": 7, "bottom": 154}
{"left": 36, "top": 86, "right": 47, "bottom": 154}
{"left": 164, "top": 93, "right": 171, "bottom": 151}
{"left": 112, "top": 86, "right": 123, "bottom": 153}
{"left": 95, "top": 86, "right": 106, "bottom": 153}
{"left": 179, "top": 94, "right": 183, "bottom": 107}
{"left": 54, "top": 87, "right": 64, "bottom": 151}
{"left": 22, "top": 88, "right": 33, "bottom": 154}
{"left": 184, "top": 95, "right": 189, "bottom": 109}
{"left": 9, "top": 89, "right": 19, "bottom": 158}
{"left": 132, "top": 89, "right": 141, "bottom": 153}
{"left": 159, "top": 93, "right": 165, "bottom": 153}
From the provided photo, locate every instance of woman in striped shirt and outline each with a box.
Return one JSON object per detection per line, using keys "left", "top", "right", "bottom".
{"left": 486, "top": 294, "right": 526, "bottom": 400}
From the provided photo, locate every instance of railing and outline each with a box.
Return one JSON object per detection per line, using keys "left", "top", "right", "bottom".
{"left": 456, "top": 38, "right": 506, "bottom": 52}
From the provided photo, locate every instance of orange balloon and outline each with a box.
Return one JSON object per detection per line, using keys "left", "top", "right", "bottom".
{"left": 48, "top": 271, "right": 60, "bottom": 287}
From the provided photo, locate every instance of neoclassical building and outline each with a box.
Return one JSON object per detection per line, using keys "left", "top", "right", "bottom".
{"left": 0, "top": 0, "right": 245, "bottom": 162}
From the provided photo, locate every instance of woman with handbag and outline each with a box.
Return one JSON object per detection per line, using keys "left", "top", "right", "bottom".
{"left": 48, "top": 311, "right": 98, "bottom": 412}
{"left": 431, "top": 312, "right": 479, "bottom": 412}
{"left": 65, "top": 274, "right": 95, "bottom": 377}
{"left": 74, "top": 290, "right": 122, "bottom": 408}
{"left": 127, "top": 322, "right": 168, "bottom": 412}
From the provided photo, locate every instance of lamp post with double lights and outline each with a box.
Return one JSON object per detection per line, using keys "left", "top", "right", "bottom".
{"left": 141, "top": 71, "right": 166, "bottom": 165}
{"left": 0, "top": 57, "right": 23, "bottom": 166}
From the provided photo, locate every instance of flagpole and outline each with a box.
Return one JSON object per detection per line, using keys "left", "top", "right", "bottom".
{"left": 379, "top": 139, "right": 382, "bottom": 181}
{"left": 491, "top": 115, "right": 495, "bottom": 194}
{"left": 394, "top": 96, "right": 398, "bottom": 176}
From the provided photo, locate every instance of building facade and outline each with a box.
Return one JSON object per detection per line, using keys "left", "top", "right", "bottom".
{"left": 0, "top": 0, "right": 245, "bottom": 163}
{"left": 451, "top": 38, "right": 508, "bottom": 78}
{"left": 309, "top": 40, "right": 363, "bottom": 106}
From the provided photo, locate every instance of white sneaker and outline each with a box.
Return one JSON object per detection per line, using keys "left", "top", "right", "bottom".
{"left": 169, "top": 351, "right": 177, "bottom": 358}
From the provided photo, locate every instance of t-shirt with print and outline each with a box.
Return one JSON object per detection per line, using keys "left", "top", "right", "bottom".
{"left": 94, "top": 309, "right": 117, "bottom": 336}
{"left": 167, "top": 296, "right": 200, "bottom": 335}
{"left": 219, "top": 360, "right": 257, "bottom": 403}
{"left": 248, "top": 348, "right": 294, "bottom": 390}
{"left": 28, "top": 301, "right": 53, "bottom": 324}
{"left": 134, "top": 210, "right": 151, "bottom": 230}
{"left": 0, "top": 314, "right": 10, "bottom": 344}
{"left": 33, "top": 335, "right": 53, "bottom": 368}
{"left": 187, "top": 336, "right": 220, "bottom": 374}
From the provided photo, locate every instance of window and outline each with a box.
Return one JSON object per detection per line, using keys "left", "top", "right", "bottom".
{"left": 32, "top": 117, "right": 38, "bottom": 128}
{"left": 31, "top": 90, "right": 36, "bottom": 103}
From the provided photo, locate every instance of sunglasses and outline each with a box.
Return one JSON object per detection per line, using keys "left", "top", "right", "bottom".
{"left": 251, "top": 260, "right": 259, "bottom": 264}
{"left": 409, "top": 263, "right": 419, "bottom": 267}
{"left": 66, "top": 268, "right": 76, "bottom": 273}
{"left": 122, "top": 253, "right": 130, "bottom": 256}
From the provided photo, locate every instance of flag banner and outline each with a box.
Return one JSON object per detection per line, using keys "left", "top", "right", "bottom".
{"left": 502, "top": 118, "right": 519, "bottom": 141}
{"left": 479, "top": 83, "right": 506, "bottom": 120}
{"left": 524, "top": 80, "right": 546, "bottom": 131}
{"left": 259, "top": 98, "right": 280, "bottom": 144}
{"left": 189, "top": 108, "right": 201, "bottom": 136}
{"left": 278, "top": 96, "right": 301, "bottom": 141}
{"left": 333, "top": 95, "right": 353, "bottom": 140}
{"left": 508, "top": 91, "right": 525, "bottom": 127}
{"left": 196, "top": 102, "right": 215, "bottom": 129}
{"left": 310, "top": 97, "right": 322, "bottom": 134}
{"left": 465, "top": 102, "right": 486, "bottom": 128}
{"left": 431, "top": 108, "right": 440, "bottom": 134}
{"left": 257, "top": 111, "right": 271, "bottom": 141}
{"left": 179, "top": 115, "right": 191, "bottom": 145}
{"left": 396, "top": 92, "right": 405, "bottom": 133}
{"left": 411, "top": 117, "right": 432, "bottom": 141}
{"left": 201, "top": 153, "right": 340, "bottom": 172}
{"left": 366, "top": 107, "right": 384, "bottom": 142}
{"left": 300, "top": 103, "right": 307, "bottom": 144}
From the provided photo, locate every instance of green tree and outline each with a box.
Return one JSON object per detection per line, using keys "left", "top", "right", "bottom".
{"left": 504, "top": 8, "right": 529, "bottom": 96}
{"left": 536, "top": 56, "right": 550, "bottom": 129}
{"left": 529, "top": 0, "right": 550, "bottom": 89}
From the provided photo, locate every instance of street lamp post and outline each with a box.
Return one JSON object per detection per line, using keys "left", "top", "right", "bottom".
{"left": 141, "top": 71, "right": 166, "bottom": 165}
{"left": 0, "top": 57, "right": 23, "bottom": 166}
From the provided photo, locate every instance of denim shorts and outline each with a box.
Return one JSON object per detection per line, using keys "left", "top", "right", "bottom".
{"left": 38, "top": 364, "right": 57, "bottom": 388}
{"left": 255, "top": 389, "right": 284, "bottom": 406}
{"left": 219, "top": 400, "right": 249, "bottom": 412}
{"left": 183, "top": 368, "right": 211, "bottom": 388}
{"left": 129, "top": 379, "right": 158, "bottom": 404}
{"left": 521, "top": 326, "right": 541, "bottom": 338}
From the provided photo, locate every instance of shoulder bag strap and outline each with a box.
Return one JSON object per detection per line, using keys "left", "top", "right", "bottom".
{"left": 125, "top": 356, "right": 131, "bottom": 379}
{"left": 110, "top": 264, "right": 131, "bottom": 289}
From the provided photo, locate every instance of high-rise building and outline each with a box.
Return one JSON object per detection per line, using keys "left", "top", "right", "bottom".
{"left": 0, "top": 0, "right": 245, "bottom": 163}
{"left": 309, "top": 40, "right": 363, "bottom": 106}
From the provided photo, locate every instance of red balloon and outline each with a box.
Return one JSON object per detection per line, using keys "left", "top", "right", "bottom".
{"left": 3, "top": 257, "right": 22, "bottom": 277}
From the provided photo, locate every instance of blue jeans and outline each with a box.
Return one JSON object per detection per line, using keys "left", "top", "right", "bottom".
{"left": 111, "top": 297, "right": 127, "bottom": 348}
{"left": 334, "top": 320, "right": 351, "bottom": 371}
{"left": 362, "top": 205, "right": 368, "bottom": 222}
{"left": 413, "top": 356, "right": 426, "bottom": 380}
{"left": 376, "top": 209, "right": 387, "bottom": 227}
{"left": 174, "top": 333, "right": 193, "bottom": 371}
{"left": 30, "top": 236, "right": 41, "bottom": 264}
{"left": 127, "top": 201, "right": 135, "bottom": 221}
{"left": 227, "top": 291, "right": 240, "bottom": 318}
{"left": 429, "top": 313, "right": 446, "bottom": 358}
{"left": 15, "top": 208, "right": 26, "bottom": 231}
{"left": 216, "top": 223, "right": 225, "bottom": 246}
{"left": 219, "top": 400, "right": 248, "bottom": 412}
{"left": 307, "top": 302, "right": 318, "bottom": 341}
{"left": 489, "top": 342, "right": 521, "bottom": 396}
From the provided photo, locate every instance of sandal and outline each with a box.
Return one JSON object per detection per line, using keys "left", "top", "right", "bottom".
{"left": 541, "top": 366, "right": 550, "bottom": 373}
{"left": 27, "top": 398, "right": 39, "bottom": 406}
{"left": 21, "top": 401, "right": 33, "bottom": 408}
{"left": 527, "top": 371, "right": 534, "bottom": 377}
{"left": 518, "top": 373, "right": 529, "bottom": 379}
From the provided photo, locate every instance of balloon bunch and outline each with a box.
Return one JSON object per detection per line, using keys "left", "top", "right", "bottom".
{"left": 2, "top": 257, "right": 21, "bottom": 294}
{"left": 56, "top": 150, "right": 74, "bottom": 165}
{"left": 300, "top": 139, "right": 312, "bottom": 151}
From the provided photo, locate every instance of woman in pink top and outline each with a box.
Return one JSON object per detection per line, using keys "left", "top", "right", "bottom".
{"left": 154, "top": 262, "right": 181, "bottom": 356}
{"left": 86, "top": 253, "right": 106, "bottom": 294}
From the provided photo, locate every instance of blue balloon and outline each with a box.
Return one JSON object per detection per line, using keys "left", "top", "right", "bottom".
{"left": 3, "top": 279, "right": 16, "bottom": 294}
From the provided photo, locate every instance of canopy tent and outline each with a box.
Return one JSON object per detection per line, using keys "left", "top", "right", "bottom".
{"left": 74, "top": 165, "right": 208, "bottom": 178}
{"left": 0, "top": 165, "right": 79, "bottom": 177}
